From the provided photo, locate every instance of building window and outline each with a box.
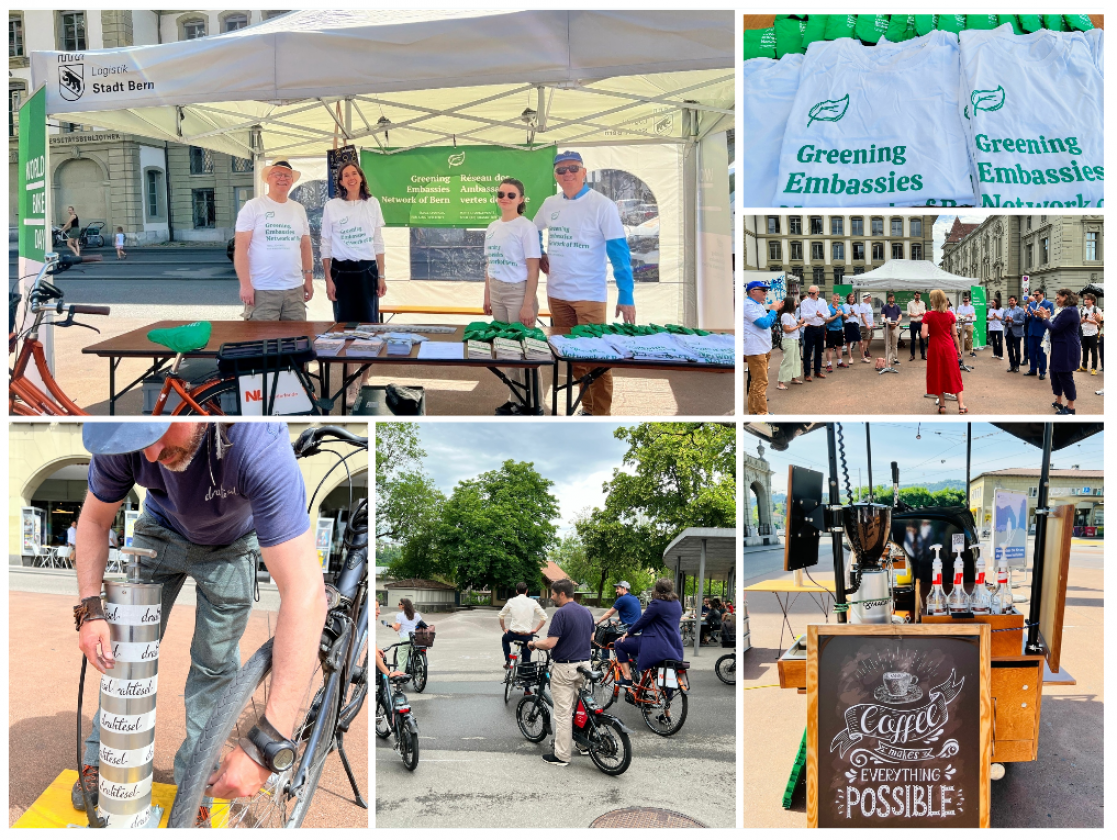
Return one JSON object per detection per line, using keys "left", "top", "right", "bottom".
{"left": 9, "top": 84, "right": 24, "bottom": 138}
{"left": 833, "top": 267, "right": 844, "bottom": 283}
{"left": 789, "top": 216, "right": 802, "bottom": 235}
{"left": 892, "top": 243, "right": 904, "bottom": 260}
{"left": 850, "top": 217, "right": 863, "bottom": 236}
{"left": 183, "top": 18, "right": 207, "bottom": 40}
{"left": 192, "top": 189, "right": 216, "bottom": 228}
{"left": 1040, "top": 215, "right": 1047, "bottom": 224}
{"left": 146, "top": 170, "right": 162, "bottom": 218}
{"left": 790, "top": 241, "right": 803, "bottom": 260}
{"left": 852, "top": 242, "right": 864, "bottom": 261}
{"left": 910, "top": 218, "right": 922, "bottom": 237}
{"left": 1042, "top": 237, "right": 1049, "bottom": 264}
{"left": 891, "top": 217, "right": 903, "bottom": 237}
{"left": 769, "top": 264, "right": 782, "bottom": 273}
{"left": 189, "top": 146, "right": 214, "bottom": 174}
{"left": 1025, "top": 244, "right": 1033, "bottom": 268}
{"left": 813, "top": 267, "right": 825, "bottom": 283}
{"left": 871, "top": 217, "right": 883, "bottom": 236}
{"left": 1086, "top": 232, "right": 1098, "bottom": 261}
{"left": 59, "top": 11, "right": 87, "bottom": 51}
{"left": 767, "top": 216, "right": 780, "bottom": 235}
{"left": 872, "top": 242, "right": 884, "bottom": 261}
{"left": 853, "top": 266, "right": 864, "bottom": 275}
{"left": 811, "top": 242, "right": 823, "bottom": 261}
{"left": 10, "top": 15, "right": 24, "bottom": 57}
{"left": 1026, "top": 216, "right": 1032, "bottom": 231}
{"left": 832, "top": 242, "right": 845, "bottom": 261}
{"left": 264, "top": 10, "right": 289, "bottom": 20}
{"left": 911, "top": 244, "right": 923, "bottom": 260}
{"left": 231, "top": 156, "right": 253, "bottom": 173}
{"left": 768, "top": 241, "right": 781, "bottom": 261}
{"left": 809, "top": 216, "right": 823, "bottom": 235}
{"left": 831, "top": 217, "right": 843, "bottom": 236}
{"left": 223, "top": 13, "right": 249, "bottom": 32}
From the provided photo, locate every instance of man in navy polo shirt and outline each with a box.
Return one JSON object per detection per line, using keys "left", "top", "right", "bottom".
{"left": 71, "top": 422, "right": 326, "bottom": 820}
{"left": 529, "top": 578, "right": 594, "bottom": 766}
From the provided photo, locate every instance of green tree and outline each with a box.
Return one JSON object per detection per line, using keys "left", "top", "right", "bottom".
{"left": 854, "top": 485, "right": 967, "bottom": 509}
{"left": 375, "top": 423, "right": 444, "bottom": 542}
{"left": 435, "top": 460, "right": 559, "bottom": 592}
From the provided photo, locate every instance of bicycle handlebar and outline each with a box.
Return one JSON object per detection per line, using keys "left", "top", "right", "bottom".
{"left": 30, "top": 301, "right": 111, "bottom": 317}
{"left": 294, "top": 425, "right": 368, "bottom": 458}
{"left": 69, "top": 304, "right": 111, "bottom": 315}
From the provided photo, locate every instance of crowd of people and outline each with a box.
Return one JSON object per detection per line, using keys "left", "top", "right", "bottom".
{"left": 744, "top": 281, "right": 1103, "bottom": 415}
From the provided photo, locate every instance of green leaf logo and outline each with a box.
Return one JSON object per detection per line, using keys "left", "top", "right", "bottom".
{"left": 971, "top": 86, "right": 1005, "bottom": 114}
{"left": 808, "top": 93, "right": 849, "bottom": 127}
{"left": 964, "top": 105, "right": 970, "bottom": 120}
{"left": 447, "top": 151, "right": 466, "bottom": 167}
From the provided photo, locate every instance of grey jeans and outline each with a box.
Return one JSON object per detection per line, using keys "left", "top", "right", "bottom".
{"left": 84, "top": 515, "right": 258, "bottom": 785}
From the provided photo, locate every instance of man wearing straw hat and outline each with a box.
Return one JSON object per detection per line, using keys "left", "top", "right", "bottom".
{"left": 71, "top": 422, "right": 325, "bottom": 823}
{"left": 234, "top": 159, "right": 315, "bottom": 321}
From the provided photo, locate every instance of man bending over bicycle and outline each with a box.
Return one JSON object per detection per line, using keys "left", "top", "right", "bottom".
{"left": 375, "top": 600, "right": 405, "bottom": 707}
{"left": 498, "top": 581, "right": 547, "bottom": 667}
{"left": 72, "top": 422, "right": 326, "bottom": 824}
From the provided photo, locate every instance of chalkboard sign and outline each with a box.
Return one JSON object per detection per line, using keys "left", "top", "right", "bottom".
{"left": 807, "top": 624, "right": 991, "bottom": 828}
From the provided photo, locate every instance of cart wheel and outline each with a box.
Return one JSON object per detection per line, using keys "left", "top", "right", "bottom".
{"left": 990, "top": 762, "right": 1005, "bottom": 781}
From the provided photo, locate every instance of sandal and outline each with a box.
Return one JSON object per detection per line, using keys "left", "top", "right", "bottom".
{"left": 937, "top": 405, "right": 946, "bottom": 414}
{"left": 777, "top": 383, "right": 788, "bottom": 390}
{"left": 958, "top": 407, "right": 969, "bottom": 414}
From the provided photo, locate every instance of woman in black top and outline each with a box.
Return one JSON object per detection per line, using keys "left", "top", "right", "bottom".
{"left": 64, "top": 206, "right": 81, "bottom": 257}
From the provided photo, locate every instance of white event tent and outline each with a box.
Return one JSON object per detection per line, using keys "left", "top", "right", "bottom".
{"left": 30, "top": 9, "right": 735, "bottom": 327}
{"left": 850, "top": 259, "right": 978, "bottom": 293}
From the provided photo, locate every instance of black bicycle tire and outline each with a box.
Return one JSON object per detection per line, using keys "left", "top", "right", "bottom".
{"left": 173, "top": 378, "right": 241, "bottom": 416}
{"left": 375, "top": 693, "right": 392, "bottom": 739}
{"left": 412, "top": 652, "right": 428, "bottom": 693}
{"left": 639, "top": 685, "right": 688, "bottom": 737}
{"left": 167, "top": 638, "right": 337, "bottom": 828}
{"left": 591, "top": 668, "right": 616, "bottom": 711}
{"left": 587, "top": 718, "right": 632, "bottom": 776}
{"left": 398, "top": 720, "right": 419, "bottom": 771}
{"left": 515, "top": 694, "right": 548, "bottom": 743}
{"left": 503, "top": 665, "right": 514, "bottom": 705}
{"left": 715, "top": 653, "right": 736, "bottom": 685}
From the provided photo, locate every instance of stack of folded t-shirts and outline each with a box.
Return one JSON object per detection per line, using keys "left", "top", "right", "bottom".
{"left": 345, "top": 337, "right": 384, "bottom": 357}
{"left": 671, "top": 333, "right": 736, "bottom": 366}
{"left": 602, "top": 333, "right": 701, "bottom": 362}
{"left": 492, "top": 337, "right": 524, "bottom": 360}
{"left": 466, "top": 340, "right": 493, "bottom": 359}
{"left": 522, "top": 337, "right": 552, "bottom": 361}
{"left": 548, "top": 335, "right": 626, "bottom": 361}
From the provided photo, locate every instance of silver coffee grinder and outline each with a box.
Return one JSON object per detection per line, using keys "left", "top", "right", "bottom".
{"left": 843, "top": 503, "right": 894, "bottom": 624}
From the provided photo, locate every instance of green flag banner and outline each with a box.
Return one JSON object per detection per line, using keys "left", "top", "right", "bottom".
{"left": 361, "top": 145, "right": 555, "bottom": 228}
{"left": 18, "top": 86, "right": 48, "bottom": 262}
{"left": 970, "top": 285, "right": 987, "bottom": 348}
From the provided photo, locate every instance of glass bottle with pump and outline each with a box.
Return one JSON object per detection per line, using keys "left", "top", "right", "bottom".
{"left": 947, "top": 546, "right": 971, "bottom": 614}
{"left": 970, "top": 546, "right": 993, "bottom": 615}
{"left": 926, "top": 544, "right": 948, "bottom": 616}
{"left": 991, "top": 557, "right": 1015, "bottom": 615}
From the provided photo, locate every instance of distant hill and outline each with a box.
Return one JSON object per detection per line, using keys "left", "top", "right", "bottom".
{"left": 905, "top": 479, "right": 965, "bottom": 493}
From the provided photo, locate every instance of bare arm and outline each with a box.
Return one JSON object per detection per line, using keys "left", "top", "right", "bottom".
{"left": 75, "top": 494, "right": 124, "bottom": 673}
{"left": 301, "top": 236, "right": 314, "bottom": 301}
{"left": 598, "top": 606, "right": 617, "bottom": 624}
{"left": 520, "top": 257, "right": 541, "bottom": 326}
{"left": 234, "top": 231, "right": 254, "bottom": 306}
{"left": 376, "top": 252, "right": 387, "bottom": 297}
{"left": 483, "top": 271, "right": 493, "bottom": 316}
{"left": 322, "top": 257, "right": 335, "bottom": 302}
{"left": 531, "top": 635, "right": 558, "bottom": 651}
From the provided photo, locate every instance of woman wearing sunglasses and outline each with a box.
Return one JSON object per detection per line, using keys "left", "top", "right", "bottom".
{"left": 483, "top": 177, "right": 542, "bottom": 415}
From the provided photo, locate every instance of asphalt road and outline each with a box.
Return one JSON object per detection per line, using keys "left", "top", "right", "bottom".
{"left": 375, "top": 607, "right": 736, "bottom": 828}
{"left": 740, "top": 539, "right": 1104, "bottom": 828}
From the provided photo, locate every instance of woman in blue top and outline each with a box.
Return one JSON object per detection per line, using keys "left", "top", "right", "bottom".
{"left": 613, "top": 578, "right": 684, "bottom": 686}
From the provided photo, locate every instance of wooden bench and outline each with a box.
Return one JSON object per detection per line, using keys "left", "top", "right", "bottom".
{"left": 378, "top": 304, "right": 551, "bottom": 325}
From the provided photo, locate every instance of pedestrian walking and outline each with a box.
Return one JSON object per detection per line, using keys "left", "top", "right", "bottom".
{"left": 113, "top": 227, "right": 127, "bottom": 260}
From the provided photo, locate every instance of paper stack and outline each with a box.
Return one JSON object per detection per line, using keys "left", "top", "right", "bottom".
{"left": 345, "top": 338, "right": 384, "bottom": 357}
{"left": 385, "top": 337, "right": 414, "bottom": 356}
{"left": 313, "top": 336, "right": 347, "bottom": 355}
{"left": 522, "top": 337, "right": 552, "bottom": 361}
{"left": 492, "top": 337, "right": 524, "bottom": 360}
{"left": 466, "top": 340, "right": 493, "bottom": 359}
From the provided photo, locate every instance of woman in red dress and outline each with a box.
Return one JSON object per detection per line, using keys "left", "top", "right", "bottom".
{"left": 922, "top": 289, "right": 968, "bottom": 414}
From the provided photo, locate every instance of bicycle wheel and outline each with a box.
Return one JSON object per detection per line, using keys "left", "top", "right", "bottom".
{"left": 515, "top": 694, "right": 548, "bottom": 743}
{"left": 715, "top": 653, "right": 736, "bottom": 685}
{"left": 586, "top": 718, "right": 632, "bottom": 776}
{"left": 173, "top": 378, "right": 239, "bottom": 416}
{"left": 639, "top": 682, "right": 689, "bottom": 737}
{"left": 411, "top": 651, "right": 428, "bottom": 693}
{"left": 397, "top": 719, "right": 419, "bottom": 771}
{"left": 503, "top": 665, "right": 515, "bottom": 705}
{"left": 375, "top": 694, "right": 392, "bottom": 739}
{"left": 590, "top": 668, "right": 616, "bottom": 710}
{"left": 167, "top": 637, "right": 337, "bottom": 828}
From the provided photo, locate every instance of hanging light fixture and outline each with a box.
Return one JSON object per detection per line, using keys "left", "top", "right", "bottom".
{"left": 521, "top": 107, "right": 538, "bottom": 145}
{"left": 376, "top": 115, "right": 391, "bottom": 146}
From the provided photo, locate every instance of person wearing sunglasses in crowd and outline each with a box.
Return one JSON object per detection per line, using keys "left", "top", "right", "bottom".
{"left": 483, "top": 177, "right": 542, "bottom": 415}
{"left": 534, "top": 151, "right": 634, "bottom": 416}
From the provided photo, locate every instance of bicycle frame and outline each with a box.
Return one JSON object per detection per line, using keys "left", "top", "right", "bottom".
{"left": 9, "top": 332, "right": 87, "bottom": 415}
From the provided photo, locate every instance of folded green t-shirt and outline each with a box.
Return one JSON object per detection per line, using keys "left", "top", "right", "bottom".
{"left": 1064, "top": 15, "right": 1094, "bottom": 31}
{"left": 855, "top": 14, "right": 890, "bottom": 44}
{"left": 1018, "top": 15, "right": 1043, "bottom": 32}
{"left": 965, "top": 14, "right": 999, "bottom": 30}
{"left": 801, "top": 15, "right": 829, "bottom": 48}
{"left": 775, "top": 17, "right": 807, "bottom": 57}
{"left": 914, "top": 15, "right": 938, "bottom": 35}
{"left": 743, "top": 27, "right": 777, "bottom": 60}
{"left": 885, "top": 14, "right": 917, "bottom": 42}
{"left": 824, "top": 14, "right": 858, "bottom": 41}
{"left": 997, "top": 15, "right": 1024, "bottom": 35}
{"left": 1043, "top": 14, "right": 1068, "bottom": 31}
{"left": 936, "top": 14, "right": 967, "bottom": 35}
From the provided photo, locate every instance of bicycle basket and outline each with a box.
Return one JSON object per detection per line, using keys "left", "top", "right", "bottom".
{"left": 517, "top": 661, "right": 547, "bottom": 686}
{"left": 593, "top": 622, "right": 626, "bottom": 648}
{"left": 411, "top": 627, "right": 436, "bottom": 648}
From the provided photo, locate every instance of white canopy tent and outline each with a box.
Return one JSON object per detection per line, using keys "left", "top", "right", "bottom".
{"left": 30, "top": 10, "right": 735, "bottom": 327}
{"left": 850, "top": 259, "right": 978, "bottom": 293}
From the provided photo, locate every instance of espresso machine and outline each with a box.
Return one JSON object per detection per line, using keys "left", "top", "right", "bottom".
{"left": 843, "top": 503, "right": 894, "bottom": 624}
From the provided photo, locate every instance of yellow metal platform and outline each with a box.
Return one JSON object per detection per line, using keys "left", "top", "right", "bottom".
{"left": 14, "top": 770, "right": 174, "bottom": 829}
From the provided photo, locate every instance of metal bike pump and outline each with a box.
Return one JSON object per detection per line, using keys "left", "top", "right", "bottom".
{"left": 97, "top": 547, "right": 163, "bottom": 829}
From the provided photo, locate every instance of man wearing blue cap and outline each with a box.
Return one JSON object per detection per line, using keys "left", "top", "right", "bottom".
{"left": 534, "top": 150, "right": 634, "bottom": 415}
{"left": 743, "top": 279, "right": 780, "bottom": 414}
{"left": 70, "top": 422, "right": 326, "bottom": 822}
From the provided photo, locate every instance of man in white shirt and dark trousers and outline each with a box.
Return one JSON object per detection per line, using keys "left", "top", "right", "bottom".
{"left": 798, "top": 285, "right": 829, "bottom": 381}
{"left": 957, "top": 292, "right": 977, "bottom": 358}
{"left": 858, "top": 293, "right": 876, "bottom": 362}
{"left": 535, "top": 151, "right": 634, "bottom": 416}
{"left": 234, "top": 160, "right": 314, "bottom": 321}
{"left": 907, "top": 292, "right": 927, "bottom": 360}
{"left": 499, "top": 581, "right": 548, "bottom": 673}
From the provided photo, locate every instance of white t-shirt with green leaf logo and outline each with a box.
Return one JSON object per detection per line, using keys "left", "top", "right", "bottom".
{"left": 958, "top": 24, "right": 1104, "bottom": 208}
{"left": 773, "top": 30, "right": 973, "bottom": 208}
{"left": 320, "top": 196, "right": 385, "bottom": 262}
{"left": 235, "top": 195, "right": 310, "bottom": 290}
{"left": 741, "top": 54, "right": 804, "bottom": 207}
{"left": 484, "top": 215, "right": 542, "bottom": 285}
{"left": 533, "top": 189, "right": 626, "bottom": 303}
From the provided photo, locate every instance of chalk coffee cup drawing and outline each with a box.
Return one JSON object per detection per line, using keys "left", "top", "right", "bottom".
{"left": 883, "top": 671, "right": 917, "bottom": 696}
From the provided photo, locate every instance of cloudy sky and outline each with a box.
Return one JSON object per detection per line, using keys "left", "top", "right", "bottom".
{"left": 407, "top": 421, "right": 640, "bottom": 532}
{"left": 931, "top": 214, "right": 987, "bottom": 263}
{"left": 751, "top": 422, "right": 1105, "bottom": 500}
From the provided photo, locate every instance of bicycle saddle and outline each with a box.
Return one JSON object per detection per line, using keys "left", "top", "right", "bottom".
{"left": 389, "top": 674, "right": 413, "bottom": 684}
{"left": 147, "top": 322, "right": 213, "bottom": 354}
{"left": 577, "top": 667, "right": 603, "bottom": 682}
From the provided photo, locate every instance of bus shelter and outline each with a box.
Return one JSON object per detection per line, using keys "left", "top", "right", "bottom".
{"left": 662, "top": 526, "right": 735, "bottom": 656}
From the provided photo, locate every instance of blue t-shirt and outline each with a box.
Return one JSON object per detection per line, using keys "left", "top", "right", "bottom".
{"left": 826, "top": 304, "right": 844, "bottom": 331}
{"left": 548, "top": 599, "right": 594, "bottom": 662}
{"left": 88, "top": 423, "right": 309, "bottom": 547}
{"left": 612, "top": 592, "right": 642, "bottom": 626}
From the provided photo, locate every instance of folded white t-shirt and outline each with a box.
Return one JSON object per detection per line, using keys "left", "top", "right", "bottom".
{"left": 741, "top": 54, "right": 804, "bottom": 207}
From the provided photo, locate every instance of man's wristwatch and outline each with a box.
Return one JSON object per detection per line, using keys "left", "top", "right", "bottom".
{"left": 74, "top": 595, "right": 108, "bottom": 631}
{"left": 239, "top": 715, "right": 297, "bottom": 773}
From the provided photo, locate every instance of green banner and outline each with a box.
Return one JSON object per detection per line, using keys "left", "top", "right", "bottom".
{"left": 18, "top": 86, "right": 48, "bottom": 261}
{"left": 970, "top": 285, "right": 987, "bottom": 347}
{"left": 361, "top": 145, "right": 555, "bottom": 228}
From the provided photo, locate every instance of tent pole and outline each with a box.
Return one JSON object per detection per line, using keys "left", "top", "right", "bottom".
{"left": 1025, "top": 423, "right": 1054, "bottom": 655}
{"left": 683, "top": 131, "right": 698, "bottom": 326}
{"left": 695, "top": 539, "right": 706, "bottom": 657}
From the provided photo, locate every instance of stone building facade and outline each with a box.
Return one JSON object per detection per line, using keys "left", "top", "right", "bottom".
{"left": 743, "top": 443, "right": 776, "bottom": 547}
{"left": 940, "top": 214, "right": 1104, "bottom": 302}
{"left": 742, "top": 213, "right": 936, "bottom": 295}
{"left": 9, "top": 10, "right": 287, "bottom": 243}
{"left": 968, "top": 468, "right": 1103, "bottom": 537}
